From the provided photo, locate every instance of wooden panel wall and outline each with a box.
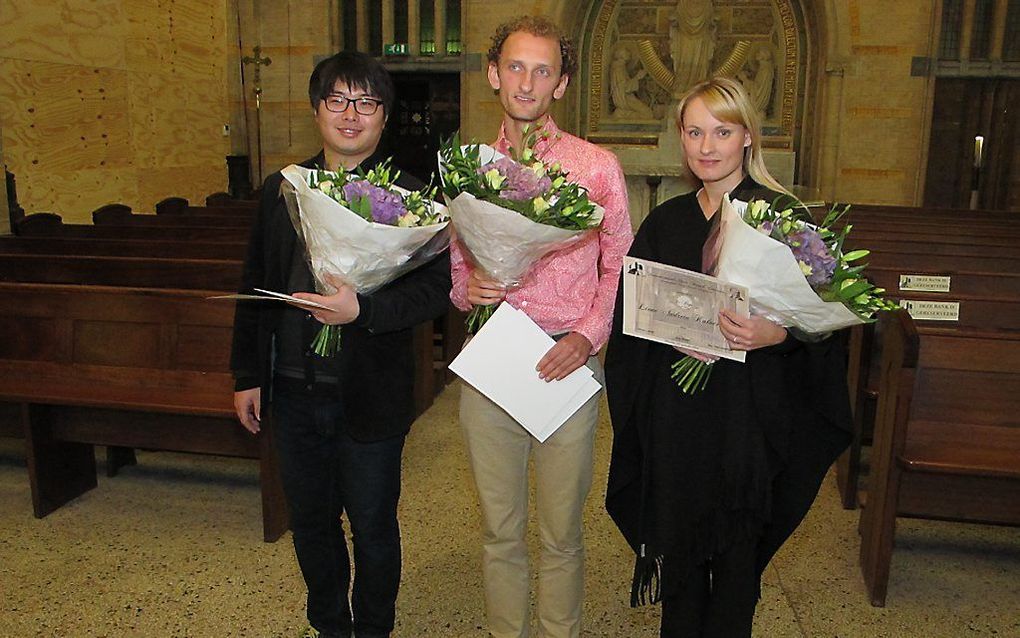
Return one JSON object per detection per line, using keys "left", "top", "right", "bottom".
{"left": 0, "top": 0, "right": 231, "bottom": 223}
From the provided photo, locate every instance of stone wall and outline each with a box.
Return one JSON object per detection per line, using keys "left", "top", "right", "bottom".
{"left": 810, "top": 0, "right": 939, "bottom": 206}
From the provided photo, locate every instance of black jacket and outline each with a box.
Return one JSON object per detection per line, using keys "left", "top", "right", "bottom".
{"left": 230, "top": 150, "right": 452, "bottom": 441}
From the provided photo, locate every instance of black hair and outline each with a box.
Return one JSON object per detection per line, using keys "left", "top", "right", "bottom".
{"left": 308, "top": 51, "right": 395, "bottom": 115}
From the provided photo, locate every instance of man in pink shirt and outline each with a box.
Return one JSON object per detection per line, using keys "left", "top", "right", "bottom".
{"left": 450, "top": 15, "right": 633, "bottom": 638}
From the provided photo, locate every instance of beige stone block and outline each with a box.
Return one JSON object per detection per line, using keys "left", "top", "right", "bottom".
{"left": 855, "top": 0, "right": 934, "bottom": 46}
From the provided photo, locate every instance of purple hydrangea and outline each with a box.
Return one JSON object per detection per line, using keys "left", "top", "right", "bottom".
{"left": 343, "top": 179, "right": 406, "bottom": 225}
{"left": 478, "top": 157, "right": 552, "bottom": 202}
{"left": 786, "top": 228, "right": 837, "bottom": 286}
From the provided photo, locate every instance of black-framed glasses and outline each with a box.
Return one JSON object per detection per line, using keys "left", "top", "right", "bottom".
{"left": 322, "top": 94, "right": 384, "bottom": 115}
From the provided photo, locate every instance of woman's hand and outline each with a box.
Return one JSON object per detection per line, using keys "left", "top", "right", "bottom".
{"left": 466, "top": 270, "right": 506, "bottom": 306}
{"left": 672, "top": 346, "right": 719, "bottom": 364}
{"left": 718, "top": 308, "right": 787, "bottom": 351}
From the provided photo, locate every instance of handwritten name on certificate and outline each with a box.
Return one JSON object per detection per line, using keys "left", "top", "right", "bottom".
{"left": 622, "top": 256, "right": 750, "bottom": 363}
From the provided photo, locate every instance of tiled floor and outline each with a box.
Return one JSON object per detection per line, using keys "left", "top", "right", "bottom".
{"left": 1, "top": 383, "right": 1018, "bottom": 637}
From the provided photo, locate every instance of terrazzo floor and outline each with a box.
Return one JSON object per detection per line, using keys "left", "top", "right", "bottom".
{"left": 1, "top": 382, "right": 1018, "bottom": 637}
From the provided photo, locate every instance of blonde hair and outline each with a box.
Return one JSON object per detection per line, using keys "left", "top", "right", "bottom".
{"left": 674, "top": 77, "right": 791, "bottom": 197}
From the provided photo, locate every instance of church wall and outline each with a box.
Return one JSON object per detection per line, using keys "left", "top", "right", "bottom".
{"left": 0, "top": 0, "right": 234, "bottom": 223}
{"left": 461, "top": 1, "right": 941, "bottom": 209}
{"left": 247, "top": 1, "right": 333, "bottom": 182}
{"left": 459, "top": 1, "right": 577, "bottom": 144}
{"left": 812, "top": 0, "right": 939, "bottom": 206}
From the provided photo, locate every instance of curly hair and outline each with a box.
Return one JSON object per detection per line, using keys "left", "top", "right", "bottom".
{"left": 487, "top": 15, "right": 578, "bottom": 79}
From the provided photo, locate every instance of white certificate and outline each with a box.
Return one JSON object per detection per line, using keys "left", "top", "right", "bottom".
{"left": 208, "top": 288, "right": 334, "bottom": 311}
{"left": 448, "top": 303, "right": 602, "bottom": 442}
{"left": 622, "top": 256, "right": 749, "bottom": 363}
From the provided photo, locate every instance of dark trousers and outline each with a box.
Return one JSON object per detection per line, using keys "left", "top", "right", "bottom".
{"left": 660, "top": 537, "right": 758, "bottom": 638}
{"left": 272, "top": 389, "right": 406, "bottom": 638}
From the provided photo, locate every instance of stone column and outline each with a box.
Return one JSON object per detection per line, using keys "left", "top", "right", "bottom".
{"left": 382, "top": 0, "right": 395, "bottom": 48}
{"left": 335, "top": 0, "right": 345, "bottom": 51}
{"left": 960, "top": 0, "right": 976, "bottom": 61}
{"left": 408, "top": 0, "right": 421, "bottom": 56}
{"left": 356, "top": 0, "right": 370, "bottom": 52}
{"left": 435, "top": 0, "right": 447, "bottom": 57}
{"left": 990, "top": 0, "right": 1008, "bottom": 61}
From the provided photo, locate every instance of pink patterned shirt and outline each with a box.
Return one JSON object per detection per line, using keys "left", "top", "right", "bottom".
{"left": 450, "top": 117, "right": 633, "bottom": 353}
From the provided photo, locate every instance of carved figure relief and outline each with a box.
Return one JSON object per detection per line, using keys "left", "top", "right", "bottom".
{"left": 669, "top": 0, "right": 717, "bottom": 97}
{"left": 609, "top": 46, "right": 654, "bottom": 119}
{"left": 738, "top": 43, "right": 776, "bottom": 117}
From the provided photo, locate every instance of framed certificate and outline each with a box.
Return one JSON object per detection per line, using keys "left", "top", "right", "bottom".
{"left": 622, "top": 256, "right": 749, "bottom": 362}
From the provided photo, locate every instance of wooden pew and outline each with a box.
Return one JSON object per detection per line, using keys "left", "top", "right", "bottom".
{"left": 0, "top": 236, "right": 247, "bottom": 260}
{"left": 847, "top": 203, "right": 1018, "bottom": 221}
{"left": 93, "top": 207, "right": 251, "bottom": 229}
{"left": 862, "top": 267, "right": 1020, "bottom": 298}
{"left": 835, "top": 217, "right": 1020, "bottom": 509}
{"left": 155, "top": 196, "right": 258, "bottom": 216}
{"left": 15, "top": 213, "right": 247, "bottom": 242}
{"left": 850, "top": 229, "right": 1018, "bottom": 248}
{"left": 847, "top": 238, "right": 1020, "bottom": 259}
{"left": 858, "top": 310, "right": 1020, "bottom": 606}
{"left": 841, "top": 292, "right": 1020, "bottom": 501}
{"left": 0, "top": 282, "right": 288, "bottom": 542}
{"left": 862, "top": 251, "right": 1018, "bottom": 272}
{"left": 0, "top": 254, "right": 243, "bottom": 290}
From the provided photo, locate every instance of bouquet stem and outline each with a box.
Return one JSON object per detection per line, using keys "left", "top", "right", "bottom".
{"left": 465, "top": 303, "right": 499, "bottom": 335}
{"left": 311, "top": 324, "right": 342, "bottom": 357}
{"left": 670, "top": 356, "right": 713, "bottom": 394}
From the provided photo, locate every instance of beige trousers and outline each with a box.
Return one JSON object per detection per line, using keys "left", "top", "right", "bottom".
{"left": 460, "top": 355, "right": 604, "bottom": 638}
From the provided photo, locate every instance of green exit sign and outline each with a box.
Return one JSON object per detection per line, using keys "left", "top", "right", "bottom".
{"left": 384, "top": 43, "right": 408, "bottom": 56}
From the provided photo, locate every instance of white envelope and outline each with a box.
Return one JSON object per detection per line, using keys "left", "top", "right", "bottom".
{"left": 448, "top": 303, "right": 602, "bottom": 442}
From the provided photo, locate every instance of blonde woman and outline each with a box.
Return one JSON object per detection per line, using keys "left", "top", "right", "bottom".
{"left": 604, "top": 78, "right": 852, "bottom": 637}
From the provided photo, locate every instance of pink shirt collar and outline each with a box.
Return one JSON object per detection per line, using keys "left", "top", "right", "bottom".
{"left": 494, "top": 116, "right": 564, "bottom": 159}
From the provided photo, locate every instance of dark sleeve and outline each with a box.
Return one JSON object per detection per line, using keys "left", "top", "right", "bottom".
{"left": 351, "top": 245, "right": 452, "bottom": 334}
{"left": 229, "top": 175, "right": 281, "bottom": 391}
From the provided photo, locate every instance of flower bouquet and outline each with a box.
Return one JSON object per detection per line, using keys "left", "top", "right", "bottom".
{"left": 438, "top": 128, "right": 604, "bottom": 334}
{"left": 671, "top": 194, "right": 898, "bottom": 393}
{"left": 280, "top": 160, "right": 449, "bottom": 356}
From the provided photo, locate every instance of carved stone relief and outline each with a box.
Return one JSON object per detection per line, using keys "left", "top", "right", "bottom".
{"left": 581, "top": 0, "right": 804, "bottom": 154}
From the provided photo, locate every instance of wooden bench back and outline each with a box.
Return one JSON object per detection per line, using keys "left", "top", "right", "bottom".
{"left": 93, "top": 208, "right": 251, "bottom": 228}
{"left": 0, "top": 282, "right": 235, "bottom": 410}
{"left": 15, "top": 214, "right": 247, "bottom": 242}
{"left": 859, "top": 310, "right": 1020, "bottom": 605}
{"left": 0, "top": 236, "right": 247, "bottom": 260}
{"left": 0, "top": 253, "right": 242, "bottom": 291}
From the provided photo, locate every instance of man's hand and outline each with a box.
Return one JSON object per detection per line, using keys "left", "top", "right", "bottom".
{"left": 291, "top": 273, "right": 360, "bottom": 325}
{"left": 466, "top": 270, "right": 506, "bottom": 306}
{"left": 536, "top": 332, "right": 592, "bottom": 381}
{"left": 718, "top": 308, "right": 787, "bottom": 351}
{"left": 234, "top": 387, "right": 261, "bottom": 434}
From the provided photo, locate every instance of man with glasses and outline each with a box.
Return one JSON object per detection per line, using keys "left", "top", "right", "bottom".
{"left": 230, "top": 51, "right": 451, "bottom": 638}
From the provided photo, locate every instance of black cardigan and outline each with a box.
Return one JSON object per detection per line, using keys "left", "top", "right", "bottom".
{"left": 229, "top": 149, "right": 452, "bottom": 442}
